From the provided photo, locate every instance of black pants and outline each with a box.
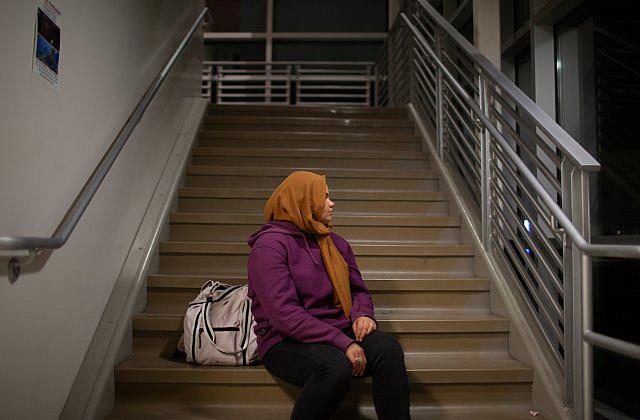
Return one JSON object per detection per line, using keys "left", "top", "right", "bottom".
{"left": 262, "top": 327, "right": 411, "bottom": 420}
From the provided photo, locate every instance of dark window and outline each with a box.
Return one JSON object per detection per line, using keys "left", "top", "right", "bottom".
{"left": 273, "top": 0, "right": 387, "bottom": 32}
{"left": 205, "top": 0, "right": 266, "bottom": 32}
{"left": 273, "top": 41, "right": 383, "bottom": 61}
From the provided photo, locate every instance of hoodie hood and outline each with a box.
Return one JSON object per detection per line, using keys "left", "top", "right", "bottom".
{"left": 247, "top": 220, "right": 304, "bottom": 248}
{"left": 247, "top": 220, "right": 319, "bottom": 266}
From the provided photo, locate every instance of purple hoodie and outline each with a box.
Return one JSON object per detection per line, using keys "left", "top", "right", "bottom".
{"left": 247, "top": 220, "right": 376, "bottom": 360}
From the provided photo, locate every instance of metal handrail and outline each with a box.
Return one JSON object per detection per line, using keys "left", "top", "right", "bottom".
{"left": 415, "top": 0, "right": 599, "bottom": 171}
{"left": 380, "top": 5, "right": 640, "bottom": 420}
{"left": 0, "top": 8, "right": 208, "bottom": 282}
{"left": 401, "top": 14, "right": 640, "bottom": 261}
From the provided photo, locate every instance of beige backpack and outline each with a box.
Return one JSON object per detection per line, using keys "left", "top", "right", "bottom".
{"left": 183, "top": 281, "right": 258, "bottom": 365}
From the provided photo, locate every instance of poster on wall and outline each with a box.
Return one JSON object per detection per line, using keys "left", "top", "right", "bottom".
{"left": 32, "top": 0, "right": 62, "bottom": 89}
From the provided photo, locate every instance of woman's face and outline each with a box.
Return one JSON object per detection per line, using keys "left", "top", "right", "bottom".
{"left": 320, "top": 185, "right": 335, "bottom": 226}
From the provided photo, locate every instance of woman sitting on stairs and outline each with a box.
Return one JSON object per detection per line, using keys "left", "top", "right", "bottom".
{"left": 247, "top": 171, "right": 411, "bottom": 420}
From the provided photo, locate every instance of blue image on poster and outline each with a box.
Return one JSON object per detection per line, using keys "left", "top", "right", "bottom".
{"left": 36, "top": 34, "right": 59, "bottom": 74}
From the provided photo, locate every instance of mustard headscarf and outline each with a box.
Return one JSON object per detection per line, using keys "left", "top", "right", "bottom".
{"left": 264, "top": 171, "right": 352, "bottom": 318}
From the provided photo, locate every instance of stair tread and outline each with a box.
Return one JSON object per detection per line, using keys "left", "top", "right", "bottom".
{"left": 205, "top": 115, "right": 414, "bottom": 127}
{"left": 116, "top": 349, "right": 532, "bottom": 383}
{"left": 199, "top": 129, "right": 418, "bottom": 141}
{"left": 170, "top": 212, "right": 459, "bottom": 227}
{"left": 147, "top": 274, "right": 490, "bottom": 291}
{"left": 133, "top": 309, "right": 510, "bottom": 333}
{"left": 192, "top": 146, "right": 428, "bottom": 160}
{"left": 186, "top": 165, "right": 435, "bottom": 178}
{"left": 159, "top": 241, "right": 474, "bottom": 256}
{"left": 209, "top": 104, "right": 408, "bottom": 114}
{"left": 178, "top": 187, "right": 446, "bottom": 201}
{"left": 110, "top": 404, "right": 540, "bottom": 420}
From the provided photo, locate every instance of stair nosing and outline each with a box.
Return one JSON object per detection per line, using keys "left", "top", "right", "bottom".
{"left": 132, "top": 314, "right": 511, "bottom": 334}
{"left": 169, "top": 212, "right": 459, "bottom": 227}
{"left": 146, "top": 275, "right": 490, "bottom": 292}
{"left": 177, "top": 187, "right": 446, "bottom": 201}
{"left": 191, "top": 146, "right": 428, "bottom": 160}
{"left": 158, "top": 241, "right": 475, "bottom": 256}
{"left": 204, "top": 115, "right": 414, "bottom": 127}
{"left": 115, "top": 353, "right": 532, "bottom": 385}
{"left": 186, "top": 165, "right": 436, "bottom": 179}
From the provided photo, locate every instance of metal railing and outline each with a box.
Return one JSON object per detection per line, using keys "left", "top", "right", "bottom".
{"left": 374, "top": 1, "right": 640, "bottom": 419}
{"left": 202, "top": 61, "right": 374, "bottom": 106}
{"left": 0, "top": 9, "right": 208, "bottom": 282}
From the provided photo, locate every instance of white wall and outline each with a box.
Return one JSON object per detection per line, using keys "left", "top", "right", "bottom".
{"left": 0, "top": 0, "right": 203, "bottom": 418}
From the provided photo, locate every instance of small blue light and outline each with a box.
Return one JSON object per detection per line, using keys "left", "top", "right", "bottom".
{"left": 523, "top": 219, "right": 532, "bottom": 233}
{"left": 525, "top": 247, "right": 532, "bottom": 255}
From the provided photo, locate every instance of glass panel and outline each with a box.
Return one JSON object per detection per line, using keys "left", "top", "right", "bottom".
{"left": 205, "top": 0, "right": 266, "bottom": 32}
{"left": 273, "top": 0, "right": 387, "bottom": 32}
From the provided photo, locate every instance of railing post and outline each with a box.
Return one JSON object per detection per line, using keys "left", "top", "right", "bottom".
{"left": 265, "top": 62, "right": 272, "bottom": 104}
{"left": 215, "top": 65, "right": 222, "bottom": 104}
{"left": 479, "top": 74, "right": 492, "bottom": 251}
{"left": 582, "top": 252, "right": 594, "bottom": 420}
{"left": 286, "top": 65, "right": 292, "bottom": 105}
{"left": 374, "top": 66, "right": 379, "bottom": 107}
{"left": 562, "top": 160, "right": 592, "bottom": 419}
{"left": 294, "top": 65, "right": 300, "bottom": 105}
{"left": 366, "top": 65, "right": 373, "bottom": 107}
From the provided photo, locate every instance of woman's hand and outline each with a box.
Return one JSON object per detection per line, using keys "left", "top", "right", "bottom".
{"left": 353, "top": 316, "right": 377, "bottom": 342}
{"left": 345, "top": 342, "right": 366, "bottom": 376}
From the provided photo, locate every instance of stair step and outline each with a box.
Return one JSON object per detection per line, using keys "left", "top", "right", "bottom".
{"left": 204, "top": 122, "right": 414, "bottom": 134}
{"left": 192, "top": 146, "right": 426, "bottom": 160}
{"left": 158, "top": 241, "right": 474, "bottom": 255}
{"left": 158, "top": 241, "right": 475, "bottom": 276}
{"left": 132, "top": 312, "right": 511, "bottom": 355}
{"left": 199, "top": 129, "right": 418, "bottom": 142}
{"left": 182, "top": 165, "right": 438, "bottom": 191}
{"left": 179, "top": 187, "right": 444, "bottom": 201}
{"left": 205, "top": 115, "right": 414, "bottom": 128}
{"left": 132, "top": 309, "right": 509, "bottom": 334}
{"left": 185, "top": 165, "right": 438, "bottom": 190}
{"left": 198, "top": 136, "right": 421, "bottom": 150}
{"left": 170, "top": 212, "right": 459, "bottom": 227}
{"left": 147, "top": 274, "right": 490, "bottom": 291}
{"left": 146, "top": 282, "right": 489, "bottom": 313}
{"left": 169, "top": 213, "right": 460, "bottom": 243}
{"left": 110, "top": 403, "right": 540, "bottom": 420}
{"left": 113, "top": 379, "right": 534, "bottom": 420}
{"left": 115, "top": 352, "right": 532, "bottom": 385}
{"left": 177, "top": 187, "right": 449, "bottom": 215}
{"left": 208, "top": 104, "right": 409, "bottom": 119}
{"left": 190, "top": 147, "right": 430, "bottom": 170}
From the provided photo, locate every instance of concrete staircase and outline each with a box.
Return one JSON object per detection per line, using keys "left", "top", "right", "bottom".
{"left": 110, "top": 104, "right": 538, "bottom": 419}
